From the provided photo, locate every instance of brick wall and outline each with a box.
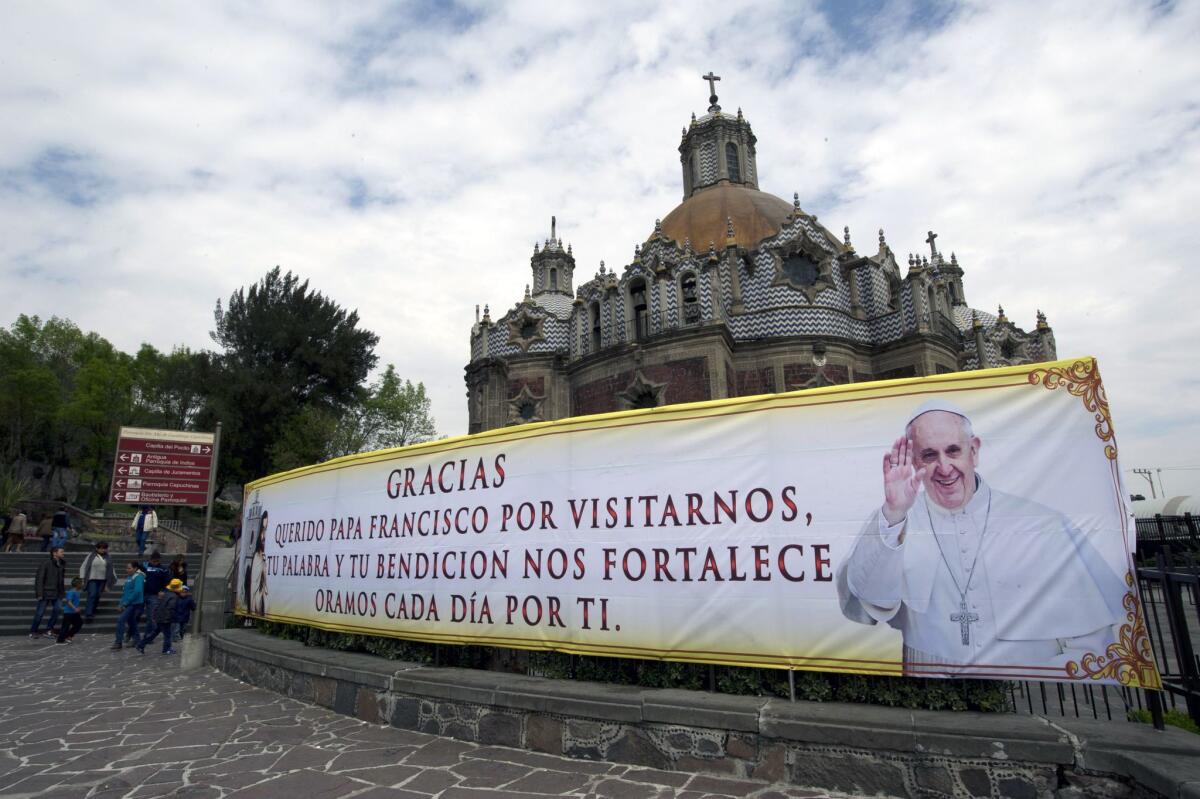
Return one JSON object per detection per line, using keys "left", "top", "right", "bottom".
{"left": 735, "top": 367, "right": 776, "bottom": 397}
{"left": 572, "top": 357, "right": 710, "bottom": 415}
{"left": 782, "top": 363, "right": 849, "bottom": 391}
{"left": 507, "top": 376, "right": 545, "bottom": 399}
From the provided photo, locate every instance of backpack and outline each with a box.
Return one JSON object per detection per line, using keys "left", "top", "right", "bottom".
{"left": 154, "top": 593, "right": 179, "bottom": 624}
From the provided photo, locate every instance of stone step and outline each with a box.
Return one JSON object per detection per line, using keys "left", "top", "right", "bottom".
{"left": 0, "top": 554, "right": 203, "bottom": 576}
{"left": 0, "top": 548, "right": 231, "bottom": 635}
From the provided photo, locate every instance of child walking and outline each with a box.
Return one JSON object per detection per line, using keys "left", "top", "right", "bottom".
{"left": 56, "top": 578, "right": 84, "bottom": 643}
{"left": 173, "top": 585, "right": 197, "bottom": 641}
{"left": 137, "top": 578, "right": 181, "bottom": 655}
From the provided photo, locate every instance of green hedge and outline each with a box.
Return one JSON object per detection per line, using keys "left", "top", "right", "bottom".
{"left": 252, "top": 620, "right": 1012, "bottom": 713}
{"left": 1128, "top": 708, "right": 1200, "bottom": 734}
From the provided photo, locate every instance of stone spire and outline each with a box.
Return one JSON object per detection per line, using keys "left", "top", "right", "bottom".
{"left": 530, "top": 215, "right": 574, "bottom": 296}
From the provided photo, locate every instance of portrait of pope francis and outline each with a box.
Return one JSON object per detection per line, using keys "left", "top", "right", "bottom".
{"left": 837, "top": 398, "right": 1128, "bottom": 673}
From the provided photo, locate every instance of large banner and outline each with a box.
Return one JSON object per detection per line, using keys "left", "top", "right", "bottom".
{"left": 236, "top": 358, "right": 1160, "bottom": 687}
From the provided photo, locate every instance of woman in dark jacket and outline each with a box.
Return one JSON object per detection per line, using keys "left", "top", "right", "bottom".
{"left": 169, "top": 554, "right": 188, "bottom": 586}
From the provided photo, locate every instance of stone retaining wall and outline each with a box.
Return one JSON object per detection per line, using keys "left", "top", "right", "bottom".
{"left": 208, "top": 629, "right": 1200, "bottom": 798}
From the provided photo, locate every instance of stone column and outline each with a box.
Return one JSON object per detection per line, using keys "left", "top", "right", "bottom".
{"left": 727, "top": 254, "right": 745, "bottom": 314}
{"left": 973, "top": 313, "right": 989, "bottom": 369}
{"left": 847, "top": 265, "right": 865, "bottom": 319}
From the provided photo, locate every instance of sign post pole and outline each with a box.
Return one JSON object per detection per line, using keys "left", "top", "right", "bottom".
{"left": 192, "top": 421, "right": 222, "bottom": 636}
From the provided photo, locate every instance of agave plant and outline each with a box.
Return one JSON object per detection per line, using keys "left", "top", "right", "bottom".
{"left": 0, "top": 468, "right": 33, "bottom": 515}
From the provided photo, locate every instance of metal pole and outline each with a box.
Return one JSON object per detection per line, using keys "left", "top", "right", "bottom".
{"left": 192, "top": 422, "right": 222, "bottom": 636}
{"left": 1147, "top": 689, "right": 1166, "bottom": 731}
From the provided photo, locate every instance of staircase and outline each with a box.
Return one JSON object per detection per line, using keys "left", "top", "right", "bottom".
{"left": 0, "top": 551, "right": 206, "bottom": 636}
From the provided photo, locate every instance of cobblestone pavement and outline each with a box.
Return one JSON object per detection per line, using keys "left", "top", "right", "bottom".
{"left": 0, "top": 635, "right": 855, "bottom": 799}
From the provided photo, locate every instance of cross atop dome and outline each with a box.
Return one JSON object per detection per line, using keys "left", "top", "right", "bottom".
{"left": 702, "top": 71, "right": 721, "bottom": 113}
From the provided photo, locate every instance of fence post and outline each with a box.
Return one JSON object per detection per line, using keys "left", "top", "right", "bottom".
{"left": 1159, "top": 553, "right": 1200, "bottom": 725}
{"left": 1155, "top": 514, "right": 1169, "bottom": 558}
{"left": 1147, "top": 689, "right": 1166, "bottom": 731}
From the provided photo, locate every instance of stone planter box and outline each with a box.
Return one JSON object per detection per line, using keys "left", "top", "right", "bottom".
{"left": 209, "top": 629, "right": 1200, "bottom": 798}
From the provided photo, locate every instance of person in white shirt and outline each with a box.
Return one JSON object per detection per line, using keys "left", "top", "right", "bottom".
{"left": 837, "top": 399, "right": 1128, "bottom": 674}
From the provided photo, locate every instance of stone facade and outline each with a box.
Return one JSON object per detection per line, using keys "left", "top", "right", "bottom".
{"left": 466, "top": 84, "right": 1057, "bottom": 433}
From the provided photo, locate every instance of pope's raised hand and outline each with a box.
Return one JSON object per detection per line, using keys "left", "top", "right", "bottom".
{"left": 881, "top": 436, "right": 927, "bottom": 526}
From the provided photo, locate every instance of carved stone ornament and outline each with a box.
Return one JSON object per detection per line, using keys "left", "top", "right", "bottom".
{"left": 506, "top": 311, "right": 545, "bottom": 353}
{"left": 767, "top": 234, "right": 836, "bottom": 302}
{"left": 617, "top": 370, "right": 667, "bottom": 410}
{"left": 506, "top": 384, "right": 545, "bottom": 425}
{"left": 990, "top": 328, "right": 1029, "bottom": 365}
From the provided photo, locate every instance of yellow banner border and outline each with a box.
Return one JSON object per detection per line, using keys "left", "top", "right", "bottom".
{"left": 238, "top": 356, "right": 1165, "bottom": 688}
{"left": 246, "top": 356, "right": 1092, "bottom": 492}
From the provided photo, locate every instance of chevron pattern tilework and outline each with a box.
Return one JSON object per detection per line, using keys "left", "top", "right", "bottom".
{"left": 728, "top": 306, "right": 871, "bottom": 342}
{"left": 483, "top": 304, "right": 572, "bottom": 358}
{"left": 860, "top": 267, "right": 895, "bottom": 317}
{"left": 534, "top": 292, "right": 574, "bottom": 319}
{"left": 867, "top": 310, "right": 906, "bottom": 342}
{"left": 699, "top": 141, "right": 718, "bottom": 184}
{"left": 900, "top": 283, "right": 917, "bottom": 331}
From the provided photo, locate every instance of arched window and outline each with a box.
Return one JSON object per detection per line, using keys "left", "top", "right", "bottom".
{"left": 928, "top": 287, "right": 938, "bottom": 318}
{"left": 629, "top": 279, "right": 649, "bottom": 340}
{"left": 549, "top": 268, "right": 558, "bottom": 290}
{"left": 688, "top": 154, "right": 697, "bottom": 187}
{"left": 725, "top": 143, "right": 740, "bottom": 183}
{"left": 681, "top": 272, "right": 700, "bottom": 324}
{"left": 1001, "top": 340, "right": 1017, "bottom": 360}
{"left": 590, "top": 301, "right": 602, "bottom": 352}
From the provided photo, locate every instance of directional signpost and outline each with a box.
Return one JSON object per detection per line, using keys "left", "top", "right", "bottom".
{"left": 109, "top": 424, "right": 223, "bottom": 647}
{"left": 109, "top": 427, "right": 216, "bottom": 506}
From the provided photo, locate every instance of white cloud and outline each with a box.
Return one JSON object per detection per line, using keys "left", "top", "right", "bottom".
{"left": 2, "top": 0, "right": 1198, "bottom": 493}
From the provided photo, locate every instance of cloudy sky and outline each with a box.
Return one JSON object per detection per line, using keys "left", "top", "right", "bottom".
{"left": 3, "top": 0, "right": 1199, "bottom": 495}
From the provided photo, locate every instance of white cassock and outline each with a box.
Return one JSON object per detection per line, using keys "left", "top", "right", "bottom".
{"left": 251, "top": 552, "right": 267, "bottom": 616}
{"left": 837, "top": 476, "right": 1128, "bottom": 674}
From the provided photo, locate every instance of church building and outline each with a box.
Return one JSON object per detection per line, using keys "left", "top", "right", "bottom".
{"left": 465, "top": 76, "right": 1056, "bottom": 433}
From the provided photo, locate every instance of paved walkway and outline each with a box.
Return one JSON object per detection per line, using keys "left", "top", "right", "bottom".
{"left": 0, "top": 635, "right": 854, "bottom": 799}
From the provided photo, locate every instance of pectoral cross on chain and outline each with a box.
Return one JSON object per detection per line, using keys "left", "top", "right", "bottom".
{"left": 950, "top": 600, "right": 979, "bottom": 646}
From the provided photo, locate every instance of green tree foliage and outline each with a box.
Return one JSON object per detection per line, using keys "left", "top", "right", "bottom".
{"left": 1, "top": 270, "right": 430, "bottom": 504}
{"left": 209, "top": 267, "right": 380, "bottom": 486}
{"left": 133, "top": 344, "right": 209, "bottom": 431}
{"left": 364, "top": 365, "right": 437, "bottom": 451}
{"left": 268, "top": 365, "right": 437, "bottom": 470}
{"left": 60, "top": 352, "right": 135, "bottom": 505}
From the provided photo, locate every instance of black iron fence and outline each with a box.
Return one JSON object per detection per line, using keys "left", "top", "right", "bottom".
{"left": 1135, "top": 513, "right": 1199, "bottom": 559}
{"left": 1135, "top": 548, "right": 1200, "bottom": 725}
{"left": 1008, "top": 537, "right": 1200, "bottom": 730}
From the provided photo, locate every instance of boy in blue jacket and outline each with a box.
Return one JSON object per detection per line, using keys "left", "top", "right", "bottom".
{"left": 111, "top": 561, "right": 144, "bottom": 651}
{"left": 56, "top": 578, "right": 84, "bottom": 643}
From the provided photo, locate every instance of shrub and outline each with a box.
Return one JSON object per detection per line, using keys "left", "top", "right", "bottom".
{"left": 1128, "top": 708, "right": 1200, "bottom": 734}
{"left": 251, "top": 620, "right": 1011, "bottom": 713}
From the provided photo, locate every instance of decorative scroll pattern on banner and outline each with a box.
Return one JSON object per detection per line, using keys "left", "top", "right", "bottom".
{"left": 1065, "top": 573, "right": 1161, "bottom": 689}
{"left": 1027, "top": 359, "right": 1116, "bottom": 460}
